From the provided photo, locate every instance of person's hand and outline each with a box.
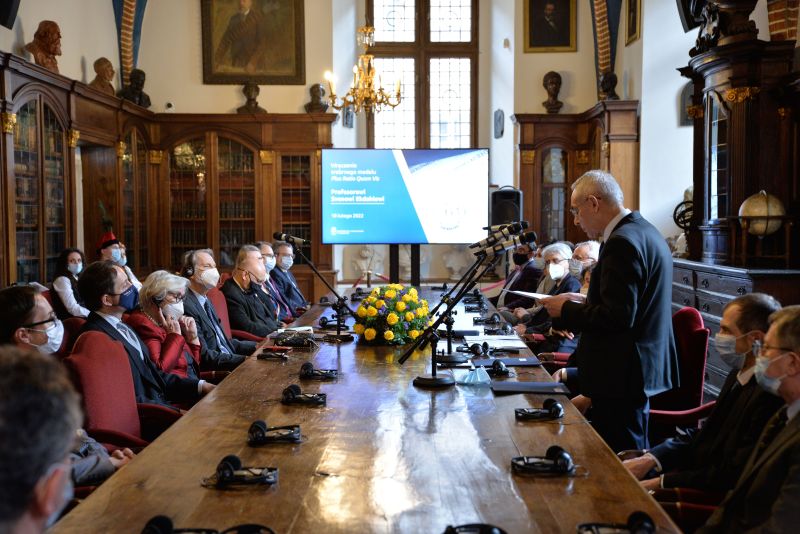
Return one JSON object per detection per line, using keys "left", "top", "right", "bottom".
{"left": 164, "top": 314, "right": 181, "bottom": 335}
{"left": 120, "top": 448, "right": 135, "bottom": 460}
{"left": 571, "top": 394, "right": 592, "bottom": 414}
{"left": 513, "top": 308, "right": 528, "bottom": 320}
{"left": 623, "top": 455, "right": 657, "bottom": 480}
{"left": 179, "top": 316, "right": 199, "bottom": 344}
{"left": 200, "top": 382, "right": 216, "bottom": 396}
{"left": 109, "top": 448, "right": 135, "bottom": 469}
{"left": 641, "top": 477, "right": 661, "bottom": 491}
{"left": 513, "top": 324, "right": 527, "bottom": 335}
{"left": 541, "top": 293, "right": 583, "bottom": 318}
{"left": 550, "top": 328, "right": 575, "bottom": 340}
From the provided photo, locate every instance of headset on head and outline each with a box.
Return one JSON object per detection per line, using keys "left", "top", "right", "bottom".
{"left": 180, "top": 249, "right": 197, "bottom": 278}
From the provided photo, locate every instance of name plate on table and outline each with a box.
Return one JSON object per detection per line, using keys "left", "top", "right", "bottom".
{"left": 491, "top": 381, "right": 571, "bottom": 395}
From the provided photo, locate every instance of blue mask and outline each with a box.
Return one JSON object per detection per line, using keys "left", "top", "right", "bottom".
{"left": 755, "top": 353, "right": 790, "bottom": 396}
{"left": 117, "top": 285, "right": 140, "bottom": 312}
{"left": 67, "top": 262, "right": 83, "bottom": 276}
{"left": 110, "top": 248, "right": 122, "bottom": 263}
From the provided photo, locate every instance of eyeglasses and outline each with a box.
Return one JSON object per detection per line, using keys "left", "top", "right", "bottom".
{"left": 569, "top": 196, "right": 602, "bottom": 217}
{"left": 544, "top": 258, "right": 567, "bottom": 265}
{"left": 261, "top": 254, "right": 275, "bottom": 260}
{"left": 753, "top": 341, "right": 794, "bottom": 358}
{"left": 166, "top": 292, "right": 185, "bottom": 302}
{"left": 22, "top": 312, "right": 58, "bottom": 328}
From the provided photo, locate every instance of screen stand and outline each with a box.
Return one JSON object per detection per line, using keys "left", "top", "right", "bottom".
{"left": 411, "top": 244, "right": 421, "bottom": 287}
{"left": 412, "top": 333, "right": 455, "bottom": 388}
{"left": 389, "top": 245, "right": 400, "bottom": 282}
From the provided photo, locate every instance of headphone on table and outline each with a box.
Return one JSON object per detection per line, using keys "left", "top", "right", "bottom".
{"left": 212, "top": 454, "right": 278, "bottom": 487}
{"left": 299, "top": 361, "right": 338, "bottom": 380}
{"left": 515, "top": 398, "right": 564, "bottom": 421}
{"left": 141, "top": 515, "right": 277, "bottom": 534}
{"left": 442, "top": 524, "right": 507, "bottom": 534}
{"left": 247, "top": 420, "right": 302, "bottom": 445}
{"left": 576, "top": 511, "right": 655, "bottom": 534}
{"left": 511, "top": 445, "right": 574, "bottom": 475}
{"left": 281, "top": 384, "right": 327, "bottom": 406}
{"left": 485, "top": 359, "right": 510, "bottom": 377}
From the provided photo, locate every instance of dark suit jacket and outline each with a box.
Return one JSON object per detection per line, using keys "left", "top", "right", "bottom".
{"left": 561, "top": 211, "right": 678, "bottom": 399}
{"left": 699, "top": 407, "right": 800, "bottom": 533}
{"left": 220, "top": 278, "right": 279, "bottom": 338}
{"left": 270, "top": 267, "right": 308, "bottom": 313}
{"left": 527, "top": 272, "right": 582, "bottom": 333}
{"left": 651, "top": 370, "right": 784, "bottom": 492}
{"left": 490, "top": 261, "right": 543, "bottom": 310}
{"left": 81, "top": 312, "right": 199, "bottom": 407}
{"left": 183, "top": 290, "right": 250, "bottom": 370}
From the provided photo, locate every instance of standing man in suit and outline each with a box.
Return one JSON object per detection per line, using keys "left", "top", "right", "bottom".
{"left": 624, "top": 293, "right": 784, "bottom": 493}
{"left": 491, "top": 241, "right": 543, "bottom": 313}
{"left": 181, "top": 249, "right": 252, "bottom": 369}
{"left": 543, "top": 170, "right": 679, "bottom": 451}
{"left": 700, "top": 306, "right": 800, "bottom": 532}
{"left": 220, "top": 245, "right": 279, "bottom": 338}
{"left": 78, "top": 261, "right": 214, "bottom": 408}
{"left": 271, "top": 240, "right": 309, "bottom": 316}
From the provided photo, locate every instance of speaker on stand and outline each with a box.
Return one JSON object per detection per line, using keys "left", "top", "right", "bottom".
{"left": 487, "top": 187, "right": 523, "bottom": 280}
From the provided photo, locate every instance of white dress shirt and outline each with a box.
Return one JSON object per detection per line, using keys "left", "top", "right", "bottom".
{"left": 52, "top": 275, "right": 90, "bottom": 317}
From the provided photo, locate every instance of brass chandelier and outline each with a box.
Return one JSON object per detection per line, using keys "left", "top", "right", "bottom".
{"left": 324, "top": 23, "right": 401, "bottom": 114}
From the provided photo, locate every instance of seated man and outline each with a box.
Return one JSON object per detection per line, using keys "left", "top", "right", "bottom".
{"left": 568, "top": 240, "right": 600, "bottom": 279}
{"left": 490, "top": 242, "right": 543, "bottom": 312}
{"left": 270, "top": 240, "right": 309, "bottom": 316}
{"left": 699, "top": 305, "right": 800, "bottom": 533}
{"left": 623, "top": 293, "right": 784, "bottom": 494}
{"left": 96, "top": 231, "right": 142, "bottom": 290}
{"left": 0, "top": 285, "right": 135, "bottom": 487}
{"left": 220, "top": 245, "right": 279, "bottom": 338}
{"left": 180, "top": 249, "right": 253, "bottom": 368}
{"left": 255, "top": 241, "right": 294, "bottom": 323}
{"left": 78, "top": 261, "right": 214, "bottom": 408}
{"left": 0, "top": 345, "right": 81, "bottom": 532}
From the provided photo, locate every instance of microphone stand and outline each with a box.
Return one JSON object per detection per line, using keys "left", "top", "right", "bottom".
{"left": 399, "top": 252, "right": 502, "bottom": 388}
{"left": 293, "top": 245, "right": 355, "bottom": 343}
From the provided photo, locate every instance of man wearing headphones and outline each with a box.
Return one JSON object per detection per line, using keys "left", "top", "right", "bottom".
{"left": 180, "top": 249, "right": 252, "bottom": 369}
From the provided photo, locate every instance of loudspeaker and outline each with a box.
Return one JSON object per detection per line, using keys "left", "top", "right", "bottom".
{"left": 490, "top": 188, "right": 523, "bottom": 227}
{"left": 0, "top": 0, "right": 20, "bottom": 30}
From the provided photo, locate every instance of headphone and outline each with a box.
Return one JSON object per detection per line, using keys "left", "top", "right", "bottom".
{"left": 141, "top": 515, "right": 277, "bottom": 534}
{"left": 473, "top": 313, "right": 500, "bottom": 325}
{"left": 247, "top": 420, "right": 302, "bottom": 445}
{"left": 180, "top": 250, "right": 197, "bottom": 278}
{"left": 318, "top": 315, "right": 342, "bottom": 329}
{"left": 577, "top": 512, "right": 655, "bottom": 534}
{"left": 299, "top": 361, "right": 338, "bottom": 380}
{"left": 442, "top": 524, "right": 507, "bottom": 534}
{"left": 515, "top": 398, "right": 564, "bottom": 421}
{"left": 485, "top": 359, "right": 510, "bottom": 377}
{"left": 281, "top": 384, "right": 327, "bottom": 406}
{"left": 511, "top": 445, "right": 574, "bottom": 475}
{"left": 319, "top": 296, "right": 331, "bottom": 305}
{"left": 214, "top": 454, "right": 278, "bottom": 487}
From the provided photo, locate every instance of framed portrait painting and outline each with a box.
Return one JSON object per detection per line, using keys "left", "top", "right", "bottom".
{"left": 201, "top": 0, "right": 305, "bottom": 85}
{"left": 626, "top": 0, "right": 641, "bottom": 45}
{"left": 524, "top": 0, "right": 577, "bottom": 53}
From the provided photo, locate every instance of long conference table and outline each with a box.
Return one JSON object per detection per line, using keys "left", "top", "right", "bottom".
{"left": 53, "top": 289, "right": 679, "bottom": 533}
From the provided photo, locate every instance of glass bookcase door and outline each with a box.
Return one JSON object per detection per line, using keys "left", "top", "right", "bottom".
{"left": 218, "top": 137, "right": 256, "bottom": 268}
{"left": 169, "top": 138, "right": 207, "bottom": 268}
{"left": 707, "top": 94, "right": 729, "bottom": 222}
{"left": 121, "top": 130, "right": 150, "bottom": 271}
{"left": 43, "top": 106, "right": 66, "bottom": 282}
{"left": 280, "top": 155, "right": 312, "bottom": 264}
{"left": 540, "top": 147, "right": 567, "bottom": 243}
{"left": 136, "top": 136, "right": 149, "bottom": 268}
{"left": 13, "top": 100, "right": 40, "bottom": 283}
{"left": 121, "top": 133, "right": 135, "bottom": 266}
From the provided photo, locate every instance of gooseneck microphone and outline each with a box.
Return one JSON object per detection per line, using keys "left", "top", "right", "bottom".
{"left": 473, "top": 231, "right": 538, "bottom": 258}
{"left": 273, "top": 232, "right": 311, "bottom": 246}
{"left": 468, "top": 221, "right": 529, "bottom": 249}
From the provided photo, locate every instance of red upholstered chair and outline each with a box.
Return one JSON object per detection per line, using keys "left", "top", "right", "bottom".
{"left": 64, "top": 332, "right": 181, "bottom": 448}
{"left": 218, "top": 272, "right": 232, "bottom": 286}
{"left": 41, "top": 289, "right": 53, "bottom": 306}
{"left": 54, "top": 317, "right": 86, "bottom": 360}
{"left": 207, "top": 286, "right": 262, "bottom": 342}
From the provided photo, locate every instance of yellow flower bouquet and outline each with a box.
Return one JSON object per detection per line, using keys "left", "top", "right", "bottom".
{"left": 353, "top": 284, "right": 430, "bottom": 345}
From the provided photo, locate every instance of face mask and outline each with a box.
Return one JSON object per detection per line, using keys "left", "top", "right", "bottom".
{"left": 279, "top": 256, "right": 294, "bottom": 270}
{"left": 199, "top": 268, "right": 220, "bottom": 289}
{"left": 27, "top": 319, "right": 65, "bottom": 354}
{"left": 45, "top": 464, "right": 73, "bottom": 528}
{"left": 110, "top": 248, "right": 122, "bottom": 263}
{"left": 264, "top": 257, "right": 276, "bottom": 272}
{"left": 512, "top": 253, "right": 529, "bottom": 266}
{"left": 161, "top": 301, "right": 184, "bottom": 321}
{"left": 67, "top": 262, "right": 83, "bottom": 276}
{"left": 548, "top": 262, "right": 566, "bottom": 281}
{"left": 117, "top": 285, "right": 139, "bottom": 312}
{"left": 118, "top": 255, "right": 128, "bottom": 267}
{"left": 713, "top": 333, "right": 749, "bottom": 370}
{"left": 532, "top": 256, "right": 545, "bottom": 270}
{"left": 568, "top": 258, "right": 585, "bottom": 278}
{"left": 755, "top": 352, "right": 790, "bottom": 396}
{"left": 246, "top": 269, "right": 267, "bottom": 285}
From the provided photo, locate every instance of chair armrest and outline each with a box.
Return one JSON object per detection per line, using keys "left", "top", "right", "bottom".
{"left": 137, "top": 403, "right": 182, "bottom": 442}
{"left": 231, "top": 329, "right": 263, "bottom": 342}
{"left": 650, "top": 401, "right": 717, "bottom": 428}
{"left": 86, "top": 428, "right": 149, "bottom": 449}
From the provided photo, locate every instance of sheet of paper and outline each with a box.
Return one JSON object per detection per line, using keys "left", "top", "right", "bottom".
{"left": 501, "top": 289, "right": 551, "bottom": 300}
{"left": 463, "top": 336, "right": 529, "bottom": 349}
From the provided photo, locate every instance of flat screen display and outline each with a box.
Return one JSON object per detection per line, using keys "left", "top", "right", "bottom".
{"left": 321, "top": 148, "right": 489, "bottom": 244}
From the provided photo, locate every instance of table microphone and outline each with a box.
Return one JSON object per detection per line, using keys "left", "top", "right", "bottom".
{"left": 273, "top": 232, "right": 310, "bottom": 246}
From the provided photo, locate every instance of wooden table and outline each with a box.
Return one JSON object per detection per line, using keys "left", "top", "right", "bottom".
{"left": 53, "top": 292, "right": 679, "bottom": 534}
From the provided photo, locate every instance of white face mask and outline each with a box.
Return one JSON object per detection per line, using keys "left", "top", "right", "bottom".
{"left": 713, "top": 332, "right": 750, "bottom": 370}
{"left": 199, "top": 268, "right": 220, "bottom": 289}
{"left": 27, "top": 319, "right": 65, "bottom": 354}
{"left": 161, "top": 301, "right": 184, "bottom": 321}
{"left": 279, "top": 256, "right": 294, "bottom": 271}
{"left": 548, "top": 262, "right": 566, "bottom": 281}
{"left": 67, "top": 262, "right": 83, "bottom": 276}
{"left": 264, "top": 256, "right": 276, "bottom": 272}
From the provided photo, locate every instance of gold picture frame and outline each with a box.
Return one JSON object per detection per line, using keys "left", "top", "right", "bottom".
{"left": 524, "top": 0, "right": 577, "bottom": 53}
{"left": 626, "top": 0, "right": 641, "bottom": 46}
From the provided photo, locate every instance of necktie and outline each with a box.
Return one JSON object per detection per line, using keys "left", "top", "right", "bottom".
{"left": 203, "top": 300, "right": 233, "bottom": 355}
{"left": 116, "top": 322, "right": 143, "bottom": 360}
{"left": 753, "top": 406, "right": 788, "bottom": 460}
{"left": 268, "top": 278, "right": 292, "bottom": 318}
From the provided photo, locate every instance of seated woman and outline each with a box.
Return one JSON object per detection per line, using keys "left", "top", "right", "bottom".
{"left": 124, "top": 270, "right": 201, "bottom": 380}
{"left": 50, "top": 248, "right": 89, "bottom": 319}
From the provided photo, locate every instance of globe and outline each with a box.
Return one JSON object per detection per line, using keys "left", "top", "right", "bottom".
{"left": 738, "top": 190, "right": 785, "bottom": 236}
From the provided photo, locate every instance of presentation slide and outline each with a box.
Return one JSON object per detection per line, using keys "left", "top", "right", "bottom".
{"left": 321, "top": 149, "right": 489, "bottom": 244}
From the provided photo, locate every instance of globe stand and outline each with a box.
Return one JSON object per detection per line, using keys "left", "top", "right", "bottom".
{"left": 729, "top": 216, "right": 794, "bottom": 268}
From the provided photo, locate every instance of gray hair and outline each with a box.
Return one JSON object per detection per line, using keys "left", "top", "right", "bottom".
{"left": 272, "top": 240, "right": 292, "bottom": 253}
{"left": 141, "top": 270, "right": 189, "bottom": 304}
{"left": 236, "top": 245, "right": 261, "bottom": 268}
{"left": 768, "top": 305, "right": 800, "bottom": 352}
{"left": 574, "top": 240, "right": 601, "bottom": 260}
{"left": 541, "top": 242, "right": 573, "bottom": 262}
{"left": 253, "top": 241, "right": 272, "bottom": 250}
{"left": 572, "top": 170, "right": 624, "bottom": 207}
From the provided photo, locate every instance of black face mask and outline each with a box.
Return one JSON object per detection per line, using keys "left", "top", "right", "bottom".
{"left": 512, "top": 253, "right": 529, "bottom": 266}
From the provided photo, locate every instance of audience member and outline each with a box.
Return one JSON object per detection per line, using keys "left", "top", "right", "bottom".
{"left": 125, "top": 271, "right": 202, "bottom": 380}
{"left": 255, "top": 241, "right": 294, "bottom": 323}
{"left": 78, "top": 261, "right": 213, "bottom": 408}
{"left": 699, "top": 305, "right": 800, "bottom": 532}
{"left": 490, "top": 241, "right": 543, "bottom": 312}
{"left": 569, "top": 240, "right": 600, "bottom": 279}
{"left": 543, "top": 170, "right": 679, "bottom": 452}
{"left": 0, "top": 346, "right": 80, "bottom": 532}
{"left": 50, "top": 247, "right": 89, "bottom": 319}
{"left": 96, "top": 232, "right": 142, "bottom": 290}
{"left": 0, "top": 286, "right": 135, "bottom": 489}
{"left": 271, "top": 240, "right": 309, "bottom": 315}
{"left": 623, "top": 293, "right": 784, "bottom": 493}
{"left": 180, "top": 249, "right": 252, "bottom": 368}
{"left": 221, "top": 245, "right": 279, "bottom": 338}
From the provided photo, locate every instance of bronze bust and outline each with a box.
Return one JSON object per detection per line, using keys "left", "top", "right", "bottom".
{"left": 304, "top": 83, "right": 329, "bottom": 113}
{"left": 542, "top": 71, "right": 563, "bottom": 114}
{"left": 25, "top": 20, "right": 61, "bottom": 73}
{"left": 599, "top": 72, "right": 620, "bottom": 101}
{"left": 117, "top": 68, "right": 151, "bottom": 108}
{"left": 236, "top": 81, "right": 267, "bottom": 114}
{"left": 89, "top": 57, "right": 115, "bottom": 95}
